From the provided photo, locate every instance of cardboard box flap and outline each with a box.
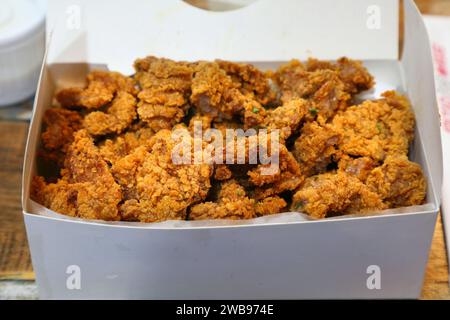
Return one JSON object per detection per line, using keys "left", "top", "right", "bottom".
{"left": 46, "top": 0, "right": 399, "bottom": 74}
{"left": 402, "top": 0, "right": 443, "bottom": 205}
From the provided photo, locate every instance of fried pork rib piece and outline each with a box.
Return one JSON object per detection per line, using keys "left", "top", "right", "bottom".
{"left": 111, "top": 130, "right": 212, "bottom": 222}
{"left": 40, "top": 109, "right": 83, "bottom": 165}
{"left": 366, "top": 156, "right": 426, "bottom": 207}
{"left": 31, "top": 130, "right": 122, "bottom": 221}
{"left": 263, "top": 99, "right": 308, "bottom": 140}
{"left": 254, "top": 196, "right": 287, "bottom": 217}
{"left": 84, "top": 91, "right": 137, "bottom": 136}
{"left": 214, "top": 164, "right": 233, "bottom": 181}
{"left": 188, "top": 114, "right": 213, "bottom": 136}
{"left": 134, "top": 56, "right": 194, "bottom": 131}
{"left": 274, "top": 60, "right": 352, "bottom": 123}
{"left": 292, "top": 122, "right": 340, "bottom": 177}
{"left": 305, "top": 57, "right": 374, "bottom": 94}
{"left": 98, "top": 126, "right": 154, "bottom": 165}
{"left": 248, "top": 144, "right": 304, "bottom": 200}
{"left": 216, "top": 60, "right": 276, "bottom": 105}
{"left": 337, "top": 155, "right": 378, "bottom": 182}
{"left": 56, "top": 70, "right": 137, "bottom": 109}
{"left": 191, "top": 62, "right": 262, "bottom": 120}
{"left": 189, "top": 180, "right": 256, "bottom": 220}
{"left": 291, "top": 172, "right": 386, "bottom": 219}
{"left": 330, "top": 91, "right": 415, "bottom": 161}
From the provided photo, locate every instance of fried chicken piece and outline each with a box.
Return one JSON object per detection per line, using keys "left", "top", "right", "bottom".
{"left": 41, "top": 108, "right": 83, "bottom": 151}
{"left": 111, "top": 129, "right": 212, "bottom": 222}
{"left": 31, "top": 130, "right": 122, "bottom": 220}
{"left": 242, "top": 98, "right": 308, "bottom": 139}
{"left": 243, "top": 100, "right": 267, "bottom": 130}
{"left": 56, "top": 70, "right": 137, "bottom": 109}
{"left": 338, "top": 155, "right": 378, "bottom": 182}
{"left": 305, "top": 57, "right": 374, "bottom": 94}
{"left": 189, "top": 114, "right": 213, "bottom": 136}
{"left": 134, "top": 56, "right": 193, "bottom": 131}
{"left": 214, "top": 164, "right": 233, "bottom": 181}
{"left": 216, "top": 60, "right": 276, "bottom": 105}
{"left": 292, "top": 122, "right": 340, "bottom": 177}
{"left": 189, "top": 180, "right": 256, "bottom": 220}
{"left": 98, "top": 126, "right": 154, "bottom": 165}
{"left": 274, "top": 61, "right": 351, "bottom": 123}
{"left": 83, "top": 91, "right": 137, "bottom": 136}
{"left": 291, "top": 172, "right": 386, "bottom": 219}
{"left": 191, "top": 62, "right": 260, "bottom": 120}
{"left": 255, "top": 196, "right": 287, "bottom": 217}
{"left": 39, "top": 108, "right": 83, "bottom": 166}
{"left": 331, "top": 91, "right": 415, "bottom": 161}
{"left": 366, "top": 156, "right": 426, "bottom": 207}
{"left": 263, "top": 99, "right": 309, "bottom": 140}
{"left": 249, "top": 144, "right": 304, "bottom": 199}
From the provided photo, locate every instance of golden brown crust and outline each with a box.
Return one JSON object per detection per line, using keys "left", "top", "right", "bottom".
{"left": 366, "top": 156, "right": 426, "bottom": 207}
{"left": 33, "top": 56, "right": 425, "bottom": 222}
{"left": 111, "top": 130, "right": 212, "bottom": 222}
{"left": 216, "top": 60, "right": 276, "bottom": 105}
{"left": 32, "top": 130, "right": 122, "bottom": 221}
{"left": 330, "top": 91, "right": 415, "bottom": 161}
{"left": 292, "top": 122, "right": 340, "bottom": 177}
{"left": 189, "top": 180, "right": 256, "bottom": 220}
{"left": 291, "top": 171, "right": 386, "bottom": 219}
{"left": 56, "top": 70, "right": 137, "bottom": 109}
{"left": 84, "top": 91, "right": 137, "bottom": 136}
{"left": 135, "top": 56, "right": 193, "bottom": 131}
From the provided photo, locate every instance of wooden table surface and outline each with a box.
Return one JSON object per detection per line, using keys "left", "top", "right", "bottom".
{"left": 0, "top": 0, "right": 449, "bottom": 299}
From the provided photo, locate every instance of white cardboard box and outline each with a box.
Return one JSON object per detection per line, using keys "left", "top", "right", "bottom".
{"left": 22, "top": 0, "right": 443, "bottom": 299}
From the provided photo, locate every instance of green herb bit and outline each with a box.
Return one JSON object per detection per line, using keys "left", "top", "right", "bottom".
{"left": 309, "top": 108, "right": 318, "bottom": 117}
{"left": 376, "top": 122, "right": 382, "bottom": 133}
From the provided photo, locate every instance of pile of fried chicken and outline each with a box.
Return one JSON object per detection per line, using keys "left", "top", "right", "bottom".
{"left": 31, "top": 56, "right": 427, "bottom": 222}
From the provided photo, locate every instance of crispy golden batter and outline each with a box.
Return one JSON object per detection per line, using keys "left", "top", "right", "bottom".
{"left": 214, "top": 164, "right": 233, "bottom": 181}
{"left": 305, "top": 57, "right": 374, "bottom": 94}
{"left": 56, "top": 70, "right": 136, "bottom": 109}
{"left": 191, "top": 62, "right": 260, "bottom": 120}
{"left": 41, "top": 108, "right": 83, "bottom": 151}
{"left": 111, "top": 130, "right": 212, "bottom": 222}
{"left": 291, "top": 172, "right": 386, "bottom": 219}
{"left": 189, "top": 114, "right": 213, "bottom": 136}
{"left": 84, "top": 91, "right": 137, "bottom": 136}
{"left": 39, "top": 109, "right": 83, "bottom": 166}
{"left": 338, "top": 155, "right": 378, "bottom": 182}
{"left": 31, "top": 130, "right": 122, "bottom": 220}
{"left": 249, "top": 144, "right": 304, "bottom": 199}
{"left": 263, "top": 99, "right": 308, "bottom": 140}
{"left": 98, "top": 126, "right": 154, "bottom": 165}
{"left": 189, "top": 180, "right": 256, "bottom": 220}
{"left": 366, "top": 156, "right": 426, "bottom": 207}
{"left": 292, "top": 122, "right": 340, "bottom": 176}
{"left": 216, "top": 60, "right": 276, "bottom": 105}
{"left": 331, "top": 91, "right": 415, "bottom": 161}
{"left": 34, "top": 56, "right": 426, "bottom": 222}
{"left": 134, "top": 56, "right": 193, "bottom": 131}
{"left": 274, "top": 60, "right": 352, "bottom": 123}
{"left": 255, "top": 196, "right": 287, "bottom": 217}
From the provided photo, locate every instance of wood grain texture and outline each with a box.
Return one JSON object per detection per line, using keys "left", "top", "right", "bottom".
{"left": 0, "top": 122, "right": 33, "bottom": 279}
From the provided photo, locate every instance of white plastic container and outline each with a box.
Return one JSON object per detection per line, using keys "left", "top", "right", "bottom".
{"left": 23, "top": 0, "right": 443, "bottom": 299}
{"left": 0, "top": 0, "right": 46, "bottom": 106}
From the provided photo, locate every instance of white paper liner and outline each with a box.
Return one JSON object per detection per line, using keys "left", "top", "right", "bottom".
{"left": 28, "top": 199, "right": 435, "bottom": 229}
